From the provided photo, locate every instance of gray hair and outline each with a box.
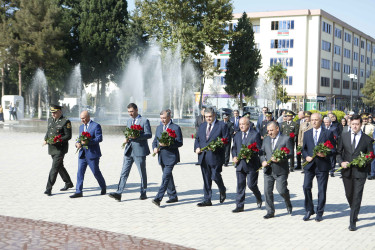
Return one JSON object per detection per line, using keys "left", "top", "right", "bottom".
{"left": 311, "top": 112, "right": 322, "bottom": 120}
{"left": 323, "top": 117, "right": 331, "bottom": 122}
{"left": 160, "top": 109, "right": 171, "bottom": 117}
{"left": 240, "top": 116, "right": 250, "bottom": 125}
{"left": 267, "top": 121, "right": 279, "bottom": 129}
{"left": 204, "top": 107, "right": 215, "bottom": 115}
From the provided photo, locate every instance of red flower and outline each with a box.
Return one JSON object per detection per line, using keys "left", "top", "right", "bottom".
{"left": 191, "top": 134, "right": 194, "bottom": 139}
{"left": 131, "top": 125, "right": 143, "bottom": 131}
{"left": 247, "top": 142, "right": 259, "bottom": 152}
{"left": 370, "top": 152, "right": 375, "bottom": 159}
{"left": 334, "top": 135, "right": 337, "bottom": 140}
{"left": 323, "top": 140, "right": 334, "bottom": 149}
{"left": 289, "top": 132, "right": 295, "bottom": 138}
{"left": 221, "top": 137, "right": 229, "bottom": 145}
{"left": 281, "top": 147, "right": 290, "bottom": 154}
{"left": 297, "top": 152, "right": 302, "bottom": 155}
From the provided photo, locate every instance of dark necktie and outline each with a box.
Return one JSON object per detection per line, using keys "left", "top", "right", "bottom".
{"left": 314, "top": 130, "right": 318, "bottom": 146}
{"left": 206, "top": 124, "right": 212, "bottom": 140}
{"left": 363, "top": 125, "right": 366, "bottom": 133}
{"left": 242, "top": 132, "right": 247, "bottom": 144}
{"left": 84, "top": 124, "right": 88, "bottom": 132}
{"left": 352, "top": 133, "right": 357, "bottom": 152}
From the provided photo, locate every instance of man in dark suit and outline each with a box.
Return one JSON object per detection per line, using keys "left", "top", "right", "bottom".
{"left": 222, "top": 113, "right": 234, "bottom": 166}
{"left": 260, "top": 121, "right": 293, "bottom": 218}
{"left": 70, "top": 111, "right": 107, "bottom": 198}
{"left": 194, "top": 107, "right": 229, "bottom": 206}
{"left": 231, "top": 117, "right": 262, "bottom": 213}
{"left": 109, "top": 103, "right": 152, "bottom": 202}
{"left": 230, "top": 110, "right": 241, "bottom": 135}
{"left": 260, "top": 112, "right": 274, "bottom": 139}
{"left": 302, "top": 113, "right": 336, "bottom": 222}
{"left": 257, "top": 107, "right": 269, "bottom": 133}
{"left": 43, "top": 104, "right": 74, "bottom": 196}
{"left": 336, "top": 114, "right": 374, "bottom": 231}
{"left": 152, "top": 110, "right": 183, "bottom": 206}
{"left": 323, "top": 116, "right": 339, "bottom": 177}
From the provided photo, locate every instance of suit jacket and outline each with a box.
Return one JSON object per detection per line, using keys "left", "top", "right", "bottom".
{"left": 124, "top": 115, "right": 152, "bottom": 157}
{"left": 256, "top": 114, "right": 264, "bottom": 132}
{"left": 224, "top": 120, "right": 235, "bottom": 138}
{"left": 194, "top": 120, "right": 229, "bottom": 166}
{"left": 230, "top": 116, "right": 241, "bottom": 132}
{"left": 232, "top": 128, "right": 262, "bottom": 173}
{"left": 152, "top": 122, "right": 183, "bottom": 166}
{"left": 336, "top": 132, "right": 373, "bottom": 178}
{"left": 302, "top": 128, "right": 336, "bottom": 172}
{"left": 194, "top": 114, "right": 205, "bottom": 133}
{"left": 45, "top": 116, "right": 72, "bottom": 156}
{"left": 298, "top": 121, "right": 313, "bottom": 146}
{"left": 260, "top": 134, "right": 293, "bottom": 175}
{"left": 323, "top": 125, "right": 338, "bottom": 139}
{"left": 78, "top": 121, "right": 102, "bottom": 159}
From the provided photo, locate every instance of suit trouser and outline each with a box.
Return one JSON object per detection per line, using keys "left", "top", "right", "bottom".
{"left": 303, "top": 165, "right": 329, "bottom": 216}
{"left": 264, "top": 173, "right": 290, "bottom": 214}
{"left": 370, "top": 160, "right": 375, "bottom": 177}
{"left": 342, "top": 176, "right": 366, "bottom": 223}
{"left": 329, "top": 155, "right": 337, "bottom": 174}
{"left": 76, "top": 156, "right": 106, "bottom": 193}
{"left": 155, "top": 164, "right": 177, "bottom": 201}
{"left": 200, "top": 158, "right": 226, "bottom": 202}
{"left": 224, "top": 141, "right": 231, "bottom": 164}
{"left": 296, "top": 139, "right": 301, "bottom": 168}
{"left": 288, "top": 153, "right": 295, "bottom": 170}
{"left": 236, "top": 169, "right": 262, "bottom": 208}
{"left": 46, "top": 154, "right": 73, "bottom": 191}
{"left": 116, "top": 153, "right": 147, "bottom": 195}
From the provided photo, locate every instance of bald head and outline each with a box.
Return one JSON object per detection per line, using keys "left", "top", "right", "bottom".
{"left": 80, "top": 110, "right": 90, "bottom": 125}
{"left": 239, "top": 117, "right": 250, "bottom": 132}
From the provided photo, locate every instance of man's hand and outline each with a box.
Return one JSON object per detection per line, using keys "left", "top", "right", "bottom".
{"left": 129, "top": 136, "right": 137, "bottom": 140}
{"left": 233, "top": 157, "right": 238, "bottom": 164}
{"left": 262, "top": 161, "right": 268, "bottom": 167}
{"left": 76, "top": 142, "right": 81, "bottom": 149}
{"left": 195, "top": 148, "right": 201, "bottom": 154}
{"left": 306, "top": 156, "right": 313, "bottom": 162}
{"left": 153, "top": 148, "right": 159, "bottom": 154}
{"left": 43, "top": 141, "right": 47, "bottom": 145}
{"left": 261, "top": 136, "right": 264, "bottom": 140}
{"left": 82, "top": 140, "right": 88, "bottom": 146}
{"left": 341, "top": 161, "right": 350, "bottom": 168}
{"left": 124, "top": 138, "right": 129, "bottom": 144}
{"left": 316, "top": 153, "right": 326, "bottom": 158}
{"left": 271, "top": 156, "right": 279, "bottom": 163}
{"left": 159, "top": 142, "right": 166, "bottom": 147}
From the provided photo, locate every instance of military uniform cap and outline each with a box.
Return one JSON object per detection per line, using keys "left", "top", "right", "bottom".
{"left": 285, "top": 110, "right": 295, "bottom": 116}
{"left": 265, "top": 112, "right": 273, "bottom": 117}
{"left": 222, "top": 114, "right": 228, "bottom": 118}
{"left": 361, "top": 113, "right": 369, "bottom": 119}
{"left": 304, "top": 111, "right": 312, "bottom": 117}
{"left": 50, "top": 104, "right": 62, "bottom": 112}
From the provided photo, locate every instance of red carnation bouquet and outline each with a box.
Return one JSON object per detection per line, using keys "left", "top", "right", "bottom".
{"left": 335, "top": 151, "right": 375, "bottom": 172}
{"left": 289, "top": 132, "right": 295, "bottom": 139}
{"left": 201, "top": 137, "right": 229, "bottom": 152}
{"left": 122, "top": 124, "right": 143, "bottom": 148}
{"left": 45, "top": 134, "right": 62, "bottom": 145}
{"left": 152, "top": 128, "right": 177, "bottom": 157}
{"left": 191, "top": 133, "right": 196, "bottom": 139}
{"left": 237, "top": 142, "right": 260, "bottom": 165}
{"left": 257, "top": 147, "right": 290, "bottom": 172}
{"left": 76, "top": 131, "right": 92, "bottom": 153}
{"left": 302, "top": 140, "right": 334, "bottom": 167}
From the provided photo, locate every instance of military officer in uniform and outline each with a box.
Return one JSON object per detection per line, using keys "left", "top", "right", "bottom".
{"left": 361, "top": 113, "right": 375, "bottom": 137}
{"left": 298, "top": 111, "right": 313, "bottom": 173}
{"left": 43, "top": 104, "right": 74, "bottom": 196}
{"left": 280, "top": 111, "right": 299, "bottom": 172}
{"left": 260, "top": 112, "right": 273, "bottom": 140}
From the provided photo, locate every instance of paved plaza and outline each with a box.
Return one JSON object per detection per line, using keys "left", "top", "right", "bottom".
{"left": 1, "top": 129, "right": 375, "bottom": 249}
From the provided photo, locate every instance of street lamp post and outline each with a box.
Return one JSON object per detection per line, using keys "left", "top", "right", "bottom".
{"left": 349, "top": 74, "right": 357, "bottom": 111}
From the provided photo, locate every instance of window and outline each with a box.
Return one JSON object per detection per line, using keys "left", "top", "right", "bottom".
{"left": 322, "top": 40, "right": 331, "bottom": 52}
{"left": 354, "top": 37, "right": 359, "bottom": 46}
{"left": 332, "top": 79, "right": 342, "bottom": 89}
{"left": 361, "top": 55, "right": 364, "bottom": 63}
{"left": 367, "top": 71, "right": 371, "bottom": 78}
{"left": 322, "top": 21, "right": 331, "bottom": 34}
{"left": 344, "top": 64, "right": 351, "bottom": 73}
{"left": 270, "top": 57, "right": 293, "bottom": 67}
{"left": 222, "top": 43, "right": 229, "bottom": 51}
{"left": 220, "top": 58, "right": 228, "bottom": 69}
{"left": 353, "top": 82, "right": 358, "bottom": 90}
{"left": 360, "top": 83, "right": 364, "bottom": 89}
{"left": 321, "top": 77, "right": 330, "bottom": 87}
{"left": 360, "top": 69, "right": 364, "bottom": 77}
{"left": 270, "top": 39, "right": 294, "bottom": 49}
{"left": 343, "top": 80, "right": 350, "bottom": 89}
{"left": 214, "top": 76, "right": 226, "bottom": 85}
{"left": 283, "top": 76, "right": 293, "bottom": 85}
{"left": 361, "top": 40, "right": 365, "bottom": 48}
{"left": 335, "top": 28, "right": 342, "bottom": 39}
{"left": 344, "top": 32, "right": 351, "bottom": 43}
{"left": 253, "top": 25, "right": 260, "bottom": 33}
{"left": 334, "top": 45, "right": 341, "bottom": 55}
{"left": 321, "top": 59, "right": 330, "bottom": 69}
{"left": 353, "top": 67, "right": 358, "bottom": 75}
{"left": 367, "top": 43, "right": 371, "bottom": 51}
{"left": 271, "top": 20, "right": 294, "bottom": 30}
{"left": 333, "top": 62, "right": 341, "bottom": 72}
{"left": 367, "top": 57, "right": 370, "bottom": 65}
{"left": 271, "top": 21, "right": 278, "bottom": 30}
{"left": 353, "top": 52, "right": 359, "bottom": 61}
{"left": 344, "top": 49, "right": 351, "bottom": 58}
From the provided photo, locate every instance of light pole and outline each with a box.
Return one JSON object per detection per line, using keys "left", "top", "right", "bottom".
{"left": 349, "top": 74, "right": 357, "bottom": 111}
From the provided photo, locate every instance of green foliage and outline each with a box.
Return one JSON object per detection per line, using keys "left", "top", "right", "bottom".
{"left": 362, "top": 72, "right": 375, "bottom": 107}
{"left": 277, "top": 85, "right": 291, "bottom": 104}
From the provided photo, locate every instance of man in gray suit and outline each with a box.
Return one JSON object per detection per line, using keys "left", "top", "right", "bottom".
{"left": 109, "top": 103, "right": 152, "bottom": 201}
{"left": 260, "top": 121, "right": 293, "bottom": 219}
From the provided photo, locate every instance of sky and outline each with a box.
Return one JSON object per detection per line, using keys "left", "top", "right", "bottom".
{"left": 127, "top": 0, "right": 375, "bottom": 38}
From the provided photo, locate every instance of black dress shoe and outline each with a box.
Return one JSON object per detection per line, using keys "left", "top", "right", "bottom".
{"left": 220, "top": 191, "right": 226, "bottom": 203}
{"left": 290, "top": 168, "right": 294, "bottom": 172}
{"left": 232, "top": 207, "right": 244, "bottom": 213}
{"left": 368, "top": 176, "right": 375, "bottom": 180}
{"left": 70, "top": 193, "right": 83, "bottom": 198}
{"left": 166, "top": 198, "right": 178, "bottom": 203}
{"left": 315, "top": 214, "right": 323, "bottom": 222}
{"left": 348, "top": 223, "right": 357, "bottom": 231}
{"left": 295, "top": 167, "right": 301, "bottom": 170}
{"left": 287, "top": 206, "right": 293, "bottom": 215}
{"left": 140, "top": 194, "right": 147, "bottom": 200}
{"left": 263, "top": 213, "right": 274, "bottom": 219}
{"left": 44, "top": 190, "right": 52, "bottom": 196}
{"left": 197, "top": 201, "right": 212, "bottom": 207}
{"left": 303, "top": 211, "right": 315, "bottom": 221}
{"left": 152, "top": 199, "right": 161, "bottom": 207}
{"left": 108, "top": 192, "right": 121, "bottom": 201}
{"left": 60, "top": 183, "right": 74, "bottom": 191}
{"left": 256, "top": 199, "right": 262, "bottom": 209}
{"left": 195, "top": 163, "right": 200, "bottom": 165}
{"left": 100, "top": 189, "right": 106, "bottom": 195}
{"left": 301, "top": 170, "right": 305, "bottom": 174}
{"left": 330, "top": 173, "right": 335, "bottom": 177}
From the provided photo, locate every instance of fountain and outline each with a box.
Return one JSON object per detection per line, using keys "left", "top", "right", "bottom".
{"left": 31, "top": 68, "right": 49, "bottom": 119}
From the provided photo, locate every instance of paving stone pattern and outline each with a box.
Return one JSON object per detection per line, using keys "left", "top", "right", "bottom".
{"left": 0, "top": 130, "right": 375, "bottom": 249}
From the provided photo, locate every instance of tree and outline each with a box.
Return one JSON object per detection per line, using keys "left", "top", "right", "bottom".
{"left": 265, "top": 63, "right": 287, "bottom": 117}
{"left": 277, "top": 85, "right": 291, "bottom": 104}
{"left": 224, "top": 12, "right": 262, "bottom": 111}
{"left": 361, "top": 72, "right": 375, "bottom": 106}
{"left": 137, "top": 0, "right": 233, "bottom": 109}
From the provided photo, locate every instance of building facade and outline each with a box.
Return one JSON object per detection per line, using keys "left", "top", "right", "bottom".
{"left": 202, "top": 9, "right": 375, "bottom": 112}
